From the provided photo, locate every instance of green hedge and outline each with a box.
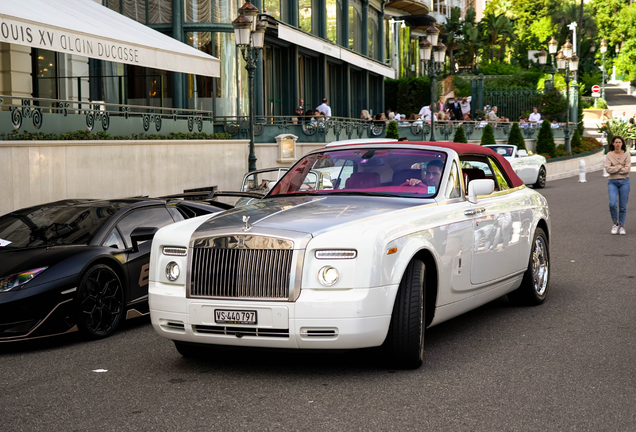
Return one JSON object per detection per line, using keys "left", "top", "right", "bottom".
{"left": 1, "top": 130, "right": 233, "bottom": 141}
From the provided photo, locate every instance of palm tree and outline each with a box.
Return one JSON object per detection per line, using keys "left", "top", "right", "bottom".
{"left": 442, "top": 7, "right": 463, "bottom": 74}
{"left": 480, "top": 12, "right": 513, "bottom": 62}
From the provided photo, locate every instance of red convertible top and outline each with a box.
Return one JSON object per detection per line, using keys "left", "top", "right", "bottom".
{"left": 324, "top": 140, "right": 525, "bottom": 188}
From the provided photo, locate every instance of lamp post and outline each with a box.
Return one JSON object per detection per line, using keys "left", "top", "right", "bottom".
{"left": 555, "top": 39, "right": 579, "bottom": 153}
{"left": 233, "top": 0, "right": 265, "bottom": 172}
{"left": 419, "top": 26, "right": 446, "bottom": 141}
{"left": 548, "top": 36, "right": 558, "bottom": 86}
{"left": 600, "top": 38, "right": 607, "bottom": 100}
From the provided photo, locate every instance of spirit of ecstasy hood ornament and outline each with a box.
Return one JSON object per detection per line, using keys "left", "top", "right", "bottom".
{"left": 241, "top": 215, "right": 252, "bottom": 232}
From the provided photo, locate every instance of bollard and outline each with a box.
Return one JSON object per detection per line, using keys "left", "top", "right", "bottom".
{"left": 578, "top": 159, "right": 587, "bottom": 183}
{"left": 603, "top": 154, "right": 610, "bottom": 177}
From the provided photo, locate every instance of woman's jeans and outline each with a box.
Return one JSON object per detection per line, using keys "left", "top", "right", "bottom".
{"left": 608, "top": 177, "right": 630, "bottom": 226}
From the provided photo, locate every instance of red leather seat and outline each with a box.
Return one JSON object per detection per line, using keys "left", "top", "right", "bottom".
{"left": 345, "top": 172, "right": 381, "bottom": 189}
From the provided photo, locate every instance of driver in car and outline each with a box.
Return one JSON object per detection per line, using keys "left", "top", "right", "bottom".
{"left": 403, "top": 159, "right": 443, "bottom": 188}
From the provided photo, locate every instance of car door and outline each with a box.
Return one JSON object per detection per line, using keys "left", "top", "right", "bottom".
{"left": 462, "top": 157, "right": 522, "bottom": 285}
{"left": 114, "top": 206, "right": 177, "bottom": 303}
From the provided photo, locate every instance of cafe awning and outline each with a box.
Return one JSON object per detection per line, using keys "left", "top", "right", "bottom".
{"left": 0, "top": 0, "right": 220, "bottom": 77}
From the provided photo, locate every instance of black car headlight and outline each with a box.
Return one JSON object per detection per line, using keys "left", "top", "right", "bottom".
{"left": 0, "top": 267, "right": 48, "bottom": 292}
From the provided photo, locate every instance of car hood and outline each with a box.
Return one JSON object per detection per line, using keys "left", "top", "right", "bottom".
{"left": 194, "top": 195, "right": 428, "bottom": 236}
{"left": 0, "top": 246, "right": 87, "bottom": 276}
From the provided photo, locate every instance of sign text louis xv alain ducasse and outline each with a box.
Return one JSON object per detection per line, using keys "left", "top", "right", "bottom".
{"left": 0, "top": 17, "right": 141, "bottom": 64}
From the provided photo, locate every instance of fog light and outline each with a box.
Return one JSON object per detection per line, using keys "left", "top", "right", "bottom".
{"left": 317, "top": 266, "right": 339, "bottom": 286}
{"left": 165, "top": 262, "right": 180, "bottom": 281}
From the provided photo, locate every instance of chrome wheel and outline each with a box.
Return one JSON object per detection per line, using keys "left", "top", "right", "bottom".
{"left": 534, "top": 167, "right": 546, "bottom": 189}
{"left": 508, "top": 227, "right": 549, "bottom": 306}
{"left": 532, "top": 236, "right": 549, "bottom": 296}
{"left": 76, "top": 264, "right": 124, "bottom": 338}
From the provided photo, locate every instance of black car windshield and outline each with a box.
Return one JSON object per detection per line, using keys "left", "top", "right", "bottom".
{"left": 0, "top": 203, "right": 124, "bottom": 249}
{"left": 268, "top": 148, "right": 447, "bottom": 198}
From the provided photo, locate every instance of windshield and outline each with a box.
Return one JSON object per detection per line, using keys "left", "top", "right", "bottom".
{"left": 0, "top": 202, "right": 124, "bottom": 249}
{"left": 487, "top": 145, "right": 515, "bottom": 157}
{"left": 269, "top": 148, "right": 447, "bottom": 198}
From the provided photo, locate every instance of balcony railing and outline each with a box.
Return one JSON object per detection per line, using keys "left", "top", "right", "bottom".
{"left": 0, "top": 95, "right": 573, "bottom": 143}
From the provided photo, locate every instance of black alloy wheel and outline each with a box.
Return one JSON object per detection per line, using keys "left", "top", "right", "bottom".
{"left": 76, "top": 264, "right": 124, "bottom": 339}
{"left": 384, "top": 259, "right": 426, "bottom": 369}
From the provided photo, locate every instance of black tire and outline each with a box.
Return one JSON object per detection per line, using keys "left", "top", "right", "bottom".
{"left": 384, "top": 259, "right": 426, "bottom": 369}
{"left": 75, "top": 264, "right": 124, "bottom": 339}
{"left": 533, "top": 166, "right": 546, "bottom": 189}
{"left": 174, "top": 341, "right": 203, "bottom": 358}
{"left": 508, "top": 227, "right": 549, "bottom": 306}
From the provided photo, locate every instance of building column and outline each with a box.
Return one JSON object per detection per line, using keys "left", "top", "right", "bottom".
{"left": 317, "top": 0, "right": 327, "bottom": 39}
{"left": 377, "top": 3, "right": 385, "bottom": 63}
{"left": 361, "top": 1, "right": 369, "bottom": 56}
{"left": 287, "top": 0, "right": 299, "bottom": 27}
{"left": 172, "top": 0, "right": 184, "bottom": 109}
{"left": 341, "top": 0, "right": 349, "bottom": 48}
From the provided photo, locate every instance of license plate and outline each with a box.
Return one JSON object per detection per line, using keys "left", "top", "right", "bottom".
{"left": 214, "top": 309, "right": 257, "bottom": 325}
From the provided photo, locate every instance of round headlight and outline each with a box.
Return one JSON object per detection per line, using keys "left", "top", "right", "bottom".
{"left": 318, "top": 266, "right": 339, "bottom": 286}
{"left": 165, "top": 262, "right": 180, "bottom": 281}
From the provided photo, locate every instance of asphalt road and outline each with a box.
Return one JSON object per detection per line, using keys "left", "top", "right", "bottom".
{"left": 2, "top": 172, "right": 635, "bottom": 432}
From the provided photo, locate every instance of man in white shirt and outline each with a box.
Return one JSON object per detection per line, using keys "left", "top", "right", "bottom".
{"left": 528, "top": 107, "right": 542, "bottom": 123}
{"left": 617, "top": 111, "right": 628, "bottom": 123}
{"left": 316, "top": 98, "right": 332, "bottom": 118}
{"left": 418, "top": 104, "right": 432, "bottom": 120}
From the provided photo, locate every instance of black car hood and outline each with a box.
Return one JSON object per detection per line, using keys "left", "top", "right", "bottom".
{"left": 0, "top": 245, "right": 90, "bottom": 277}
{"left": 194, "top": 195, "right": 427, "bottom": 236}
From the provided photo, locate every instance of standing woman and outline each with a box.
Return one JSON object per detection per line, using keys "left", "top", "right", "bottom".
{"left": 605, "top": 136, "right": 631, "bottom": 234}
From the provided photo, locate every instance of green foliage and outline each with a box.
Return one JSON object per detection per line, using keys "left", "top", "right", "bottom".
{"left": 595, "top": 98, "right": 608, "bottom": 109}
{"left": 384, "top": 77, "right": 431, "bottom": 119}
{"left": 480, "top": 124, "right": 496, "bottom": 145}
{"left": 535, "top": 120, "right": 556, "bottom": 158}
{"left": 483, "top": 71, "right": 542, "bottom": 89}
{"left": 1, "top": 130, "right": 232, "bottom": 141}
{"left": 536, "top": 87, "right": 567, "bottom": 122}
{"left": 507, "top": 122, "right": 526, "bottom": 150}
{"left": 597, "top": 118, "right": 636, "bottom": 145}
{"left": 385, "top": 121, "right": 400, "bottom": 139}
{"left": 579, "top": 71, "right": 604, "bottom": 97}
{"left": 453, "top": 125, "right": 468, "bottom": 143}
{"left": 477, "top": 61, "right": 521, "bottom": 75}
{"left": 452, "top": 76, "right": 471, "bottom": 97}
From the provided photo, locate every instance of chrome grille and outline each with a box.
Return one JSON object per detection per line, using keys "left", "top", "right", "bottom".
{"left": 190, "top": 247, "right": 293, "bottom": 299}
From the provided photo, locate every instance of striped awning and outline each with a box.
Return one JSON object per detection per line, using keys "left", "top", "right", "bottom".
{"left": 0, "top": 0, "right": 220, "bottom": 77}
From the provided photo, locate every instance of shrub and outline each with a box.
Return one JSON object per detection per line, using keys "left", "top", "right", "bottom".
{"left": 536, "top": 87, "right": 567, "bottom": 122}
{"left": 480, "top": 124, "right": 495, "bottom": 145}
{"left": 385, "top": 77, "right": 431, "bottom": 119}
{"left": 385, "top": 120, "right": 400, "bottom": 139}
{"left": 507, "top": 122, "right": 526, "bottom": 150}
{"left": 453, "top": 125, "right": 468, "bottom": 143}
{"left": 536, "top": 120, "right": 556, "bottom": 158}
{"left": 595, "top": 98, "right": 608, "bottom": 109}
{"left": 1, "top": 129, "right": 232, "bottom": 141}
{"left": 570, "top": 128, "right": 582, "bottom": 152}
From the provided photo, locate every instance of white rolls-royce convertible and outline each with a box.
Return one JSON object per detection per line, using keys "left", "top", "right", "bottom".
{"left": 148, "top": 141, "right": 551, "bottom": 369}
{"left": 484, "top": 144, "right": 547, "bottom": 188}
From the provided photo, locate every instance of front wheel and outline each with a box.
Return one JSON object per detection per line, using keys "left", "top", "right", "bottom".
{"left": 533, "top": 166, "right": 546, "bottom": 189}
{"left": 508, "top": 227, "right": 549, "bottom": 306}
{"left": 383, "top": 259, "right": 426, "bottom": 369}
{"left": 75, "top": 264, "right": 124, "bottom": 339}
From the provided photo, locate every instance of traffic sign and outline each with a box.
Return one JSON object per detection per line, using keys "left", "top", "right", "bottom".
{"left": 592, "top": 85, "right": 601, "bottom": 93}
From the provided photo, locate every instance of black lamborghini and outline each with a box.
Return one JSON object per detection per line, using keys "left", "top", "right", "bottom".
{"left": 0, "top": 197, "right": 225, "bottom": 342}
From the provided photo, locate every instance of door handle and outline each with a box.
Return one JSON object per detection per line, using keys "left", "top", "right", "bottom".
{"left": 464, "top": 208, "right": 485, "bottom": 216}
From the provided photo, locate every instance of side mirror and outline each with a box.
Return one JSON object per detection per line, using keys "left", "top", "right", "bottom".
{"left": 130, "top": 226, "right": 159, "bottom": 253}
{"left": 468, "top": 179, "right": 495, "bottom": 203}
{"left": 517, "top": 149, "right": 528, "bottom": 157}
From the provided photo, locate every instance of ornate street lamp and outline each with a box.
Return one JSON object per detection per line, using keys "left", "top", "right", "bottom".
{"left": 600, "top": 38, "right": 607, "bottom": 100}
{"left": 556, "top": 44, "right": 579, "bottom": 153}
{"left": 548, "top": 36, "right": 559, "bottom": 85}
{"left": 419, "top": 31, "right": 446, "bottom": 141}
{"left": 233, "top": 0, "right": 265, "bottom": 172}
